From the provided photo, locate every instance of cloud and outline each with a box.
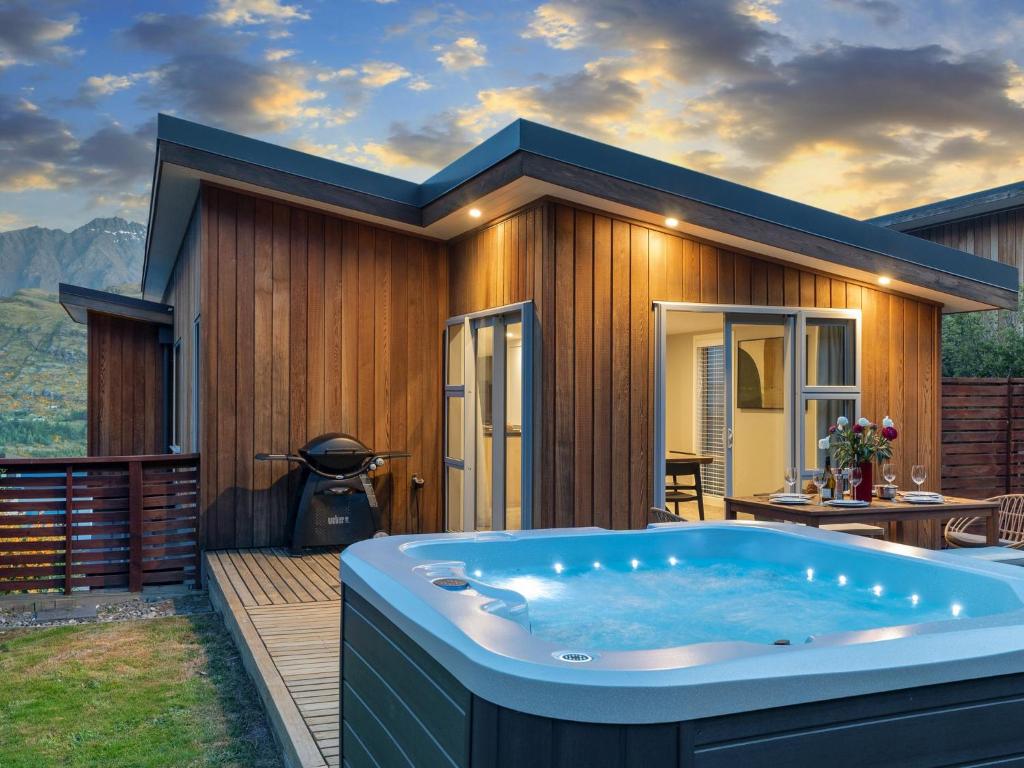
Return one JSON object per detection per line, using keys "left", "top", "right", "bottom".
{"left": 692, "top": 45, "right": 1024, "bottom": 161}
{"left": 468, "top": 64, "right": 644, "bottom": 138}
{"left": 361, "top": 114, "right": 476, "bottom": 169}
{"left": 208, "top": 0, "right": 309, "bottom": 26}
{"left": 79, "top": 71, "right": 158, "bottom": 102}
{"left": 0, "top": 2, "right": 78, "bottom": 68}
{"left": 522, "top": 0, "right": 783, "bottom": 83}
{"left": 0, "top": 97, "right": 151, "bottom": 195}
{"left": 435, "top": 37, "right": 487, "bottom": 71}
{"left": 831, "top": 0, "right": 901, "bottom": 27}
{"left": 408, "top": 77, "right": 433, "bottom": 92}
{"left": 680, "top": 43, "right": 1024, "bottom": 217}
{"left": 124, "top": 14, "right": 331, "bottom": 133}
{"left": 265, "top": 48, "right": 295, "bottom": 61}
{"left": 356, "top": 61, "right": 411, "bottom": 87}
{"left": 0, "top": 212, "right": 26, "bottom": 231}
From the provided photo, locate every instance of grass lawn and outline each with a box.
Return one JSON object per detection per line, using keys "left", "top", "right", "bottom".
{"left": 0, "top": 614, "right": 282, "bottom": 768}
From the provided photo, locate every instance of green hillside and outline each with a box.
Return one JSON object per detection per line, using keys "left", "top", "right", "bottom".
{"left": 0, "top": 289, "right": 87, "bottom": 457}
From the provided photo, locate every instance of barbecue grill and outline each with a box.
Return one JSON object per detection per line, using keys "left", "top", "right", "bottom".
{"left": 256, "top": 433, "right": 408, "bottom": 555}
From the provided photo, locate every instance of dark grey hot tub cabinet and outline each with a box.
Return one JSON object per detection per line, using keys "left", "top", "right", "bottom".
{"left": 341, "top": 587, "right": 1024, "bottom": 767}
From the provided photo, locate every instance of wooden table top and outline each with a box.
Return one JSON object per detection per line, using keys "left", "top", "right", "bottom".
{"left": 725, "top": 495, "right": 997, "bottom": 518}
{"left": 667, "top": 452, "right": 714, "bottom": 465}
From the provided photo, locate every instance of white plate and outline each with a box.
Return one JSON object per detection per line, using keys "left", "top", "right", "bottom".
{"left": 770, "top": 497, "right": 811, "bottom": 505}
{"left": 824, "top": 499, "right": 869, "bottom": 507}
{"left": 901, "top": 496, "right": 944, "bottom": 504}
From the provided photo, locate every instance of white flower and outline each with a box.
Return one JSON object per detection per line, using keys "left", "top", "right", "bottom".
{"left": 837, "top": 416, "right": 849, "bottom": 427}
{"left": 857, "top": 417, "right": 870, "bottom": 427}
{"left": 882, "top": 416, "right": 894, "bottom": 428}
{"left": 818, "top": 437, "right": 831, "bottom": 450}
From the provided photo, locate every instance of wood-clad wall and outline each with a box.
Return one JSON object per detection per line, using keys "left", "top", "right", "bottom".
{"left": 908, "top": 208, "right": 1024, "bottom": 276}
{"left": 162, "top": 203, "right": 201, "bottom": 453}
{"left": 87, "top": 311, "right": 166, "bottom": 456}
{"left": 450, "top": 202, "right": 942, "bottom": 530}
{"left": 199, "top": 184, "right": 447, "bottom": 549}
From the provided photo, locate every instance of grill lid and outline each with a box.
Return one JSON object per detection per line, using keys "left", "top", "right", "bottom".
{"left": 299, "top": 432, "right": 373, "bottom": 474}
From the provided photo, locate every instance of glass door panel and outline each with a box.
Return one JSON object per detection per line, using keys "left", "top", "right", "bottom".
{"left": 504, "top": 320, "right": 523, "bottom": 530}
{"left": 725, "top": 315, "right": 794, "bottom": 497}
{"left": 444, "top": 304, "right": 533, "bottom": 532}
{"left": 474, "top": 323, "right": 495, "bottom": 531}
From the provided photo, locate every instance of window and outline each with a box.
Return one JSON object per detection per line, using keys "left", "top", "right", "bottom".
{"left": 799, "top": 311, "right": 860, "bottom": 473}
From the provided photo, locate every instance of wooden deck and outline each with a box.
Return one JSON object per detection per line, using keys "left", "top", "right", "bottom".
{"left": 205, "top": 548, "right": 341, "bottom": 768}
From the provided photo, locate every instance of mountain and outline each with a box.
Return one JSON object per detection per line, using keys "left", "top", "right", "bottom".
{"left": 0, "top": 217, "right": 146, "bottom": 297}
{"left": 0, "top": 289, "right": 87, "bottom": 457}
{"left": 0, "top": 217, "right": 146, "bottom": 456}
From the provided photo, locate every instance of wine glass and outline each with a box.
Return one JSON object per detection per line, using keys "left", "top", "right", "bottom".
{"left": 811, "top": 468, "right": 827, "bottom": 503}
{"left": 911, "top": 464, "right": 927, "bottom": 492}
{"left": 882, "top": 462, "right": 896, "bottom": 486}
{"left": 849, "top": 466, "right": 863, "bottom": 500}
{"left": 784, "top": 467, "right": 799, "bottom": 494}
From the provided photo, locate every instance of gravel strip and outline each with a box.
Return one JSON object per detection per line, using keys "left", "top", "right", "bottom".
{"left": 0, "top": 593, "right": 212, "bottom": 630}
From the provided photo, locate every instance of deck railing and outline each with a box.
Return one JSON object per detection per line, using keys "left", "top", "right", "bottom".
{"left": 0, "top": 454, "right": 200, "bottom": 594}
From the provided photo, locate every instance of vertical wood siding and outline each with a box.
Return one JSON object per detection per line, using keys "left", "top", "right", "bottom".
{"left": 199, "top": 185, "right": 446, "bottom": 549}
{"left": 907, "top": 208, "right": 1024, "bottom": 276}
{"left": 449, "top": 202, "right": 942, "bottom": 531}
{"left": 87, "top": 312, "right": 165, "bottom": 456}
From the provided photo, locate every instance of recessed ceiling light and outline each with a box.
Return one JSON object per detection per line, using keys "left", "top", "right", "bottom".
{"left": 665, "top": 217, "right": 679, "bottom": 228}
{"left": 469, "top": 208, "right": 482, "bottom": 219}
{"left": 878, "top": 276, "right": 892, "bottom": 286}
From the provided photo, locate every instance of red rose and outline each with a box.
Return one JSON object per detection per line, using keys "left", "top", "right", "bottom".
{"left": 882, "top": 426, "right": 898, "bottom": 440}
{"left": 828, "top": 425, "right": 837, "bottom": 434}
{"left": 852, "top": 424, "right": 864, "bottom": 434}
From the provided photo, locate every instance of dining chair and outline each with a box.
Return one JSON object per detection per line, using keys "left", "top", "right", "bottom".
{"left": 665, "top": 458, "right": 705, "bottom": 521}
{"left": 944, "top": 494, "right": 1024, "bottom": 549}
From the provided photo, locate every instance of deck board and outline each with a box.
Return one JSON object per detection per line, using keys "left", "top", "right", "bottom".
{"left": 206, "top": 548, "right": 342, "bottom": 768}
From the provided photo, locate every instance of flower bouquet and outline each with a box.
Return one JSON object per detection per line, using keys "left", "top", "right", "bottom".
{"left": 818, "top": 416, "right": 898, "bottom": 501}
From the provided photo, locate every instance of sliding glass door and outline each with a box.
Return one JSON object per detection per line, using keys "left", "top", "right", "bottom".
{"left": 655, "top": 304, "right": 860, "bottom": 505}
{"left": 444, "top": 302, "right": 533, "bottom": 532}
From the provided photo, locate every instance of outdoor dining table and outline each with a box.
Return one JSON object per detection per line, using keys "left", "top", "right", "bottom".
{"left": 724, "top": 495, "right": 1000, "bottom": 550}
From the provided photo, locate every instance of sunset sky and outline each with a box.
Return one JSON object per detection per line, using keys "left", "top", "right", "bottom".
{"left": 3, "top": 0, "right": 1024, "bottom": 232}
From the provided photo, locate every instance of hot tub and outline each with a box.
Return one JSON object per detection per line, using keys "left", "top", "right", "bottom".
{"left": 340, "top": 523, "right": 1024, "bottom": 767}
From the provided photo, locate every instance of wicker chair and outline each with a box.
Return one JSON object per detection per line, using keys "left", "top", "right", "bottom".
{"left": 944, "top": 494, "right": 1024, "bottom": 549}
{"left": 649, "top": 506, "right": 686, "bottom": 524}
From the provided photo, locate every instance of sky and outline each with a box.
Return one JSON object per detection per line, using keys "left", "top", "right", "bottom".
{"left": 3, "top": 0, "right": 1024, "bottom": 232}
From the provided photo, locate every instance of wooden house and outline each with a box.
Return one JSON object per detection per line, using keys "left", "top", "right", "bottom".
{"left": 60, "top": 115, "right": 1018, "bottom": 550}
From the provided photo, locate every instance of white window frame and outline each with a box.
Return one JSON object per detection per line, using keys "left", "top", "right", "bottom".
{"left": 444, "top": 301, "right": 535, "bottom": 532}
{"left": 654, "top": 302, "right": 861, "bottom": 505}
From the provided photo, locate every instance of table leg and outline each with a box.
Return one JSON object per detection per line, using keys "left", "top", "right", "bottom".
{"left": 987, "top": 511, "right": 999, "bottom": 546}
{"left": 725, "top": 504, "right": 736, "bottom": 521}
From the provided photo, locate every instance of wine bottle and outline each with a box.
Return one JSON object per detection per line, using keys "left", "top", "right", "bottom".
{"left": 822, "top": 455, "right": 835, "bottom": 501}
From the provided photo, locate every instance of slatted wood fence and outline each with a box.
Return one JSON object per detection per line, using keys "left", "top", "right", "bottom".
{"left": 0, "top": 454, "right": 200, "bottom": 594}
{"left": 942, "top": 378, "right": 1024, "bottom": 499}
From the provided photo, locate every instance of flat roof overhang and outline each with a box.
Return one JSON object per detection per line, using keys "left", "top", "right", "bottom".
{"left": 868, "top": 181, "right": 1024, "bottom": 232}
{"left": 59, "top": 283, "right": 174, "bottom": 326}
{"left": 143, "top": 116, "right": 1019, "bottom": 313}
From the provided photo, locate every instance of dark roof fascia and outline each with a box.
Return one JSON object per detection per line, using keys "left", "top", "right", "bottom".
{"left": 146, "top": 115, "right": 1018, "bottom": 304}
{"left": 59, "top": 283, "right": 174, "bottom": 326}
{"left": 157, "top": 140, "right": 422, "bottom": 226}
{"left": 157, "top": 114, "right": 420, "bottom": 205}
{"left": 507, "top": 122, "right": 1016, "bottom": 293}
{"left": 424, "top": 150, "right": 1017, "bottom": 310}
{"left": 867, "top": 181, "right": 1024, "bottom": 231}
